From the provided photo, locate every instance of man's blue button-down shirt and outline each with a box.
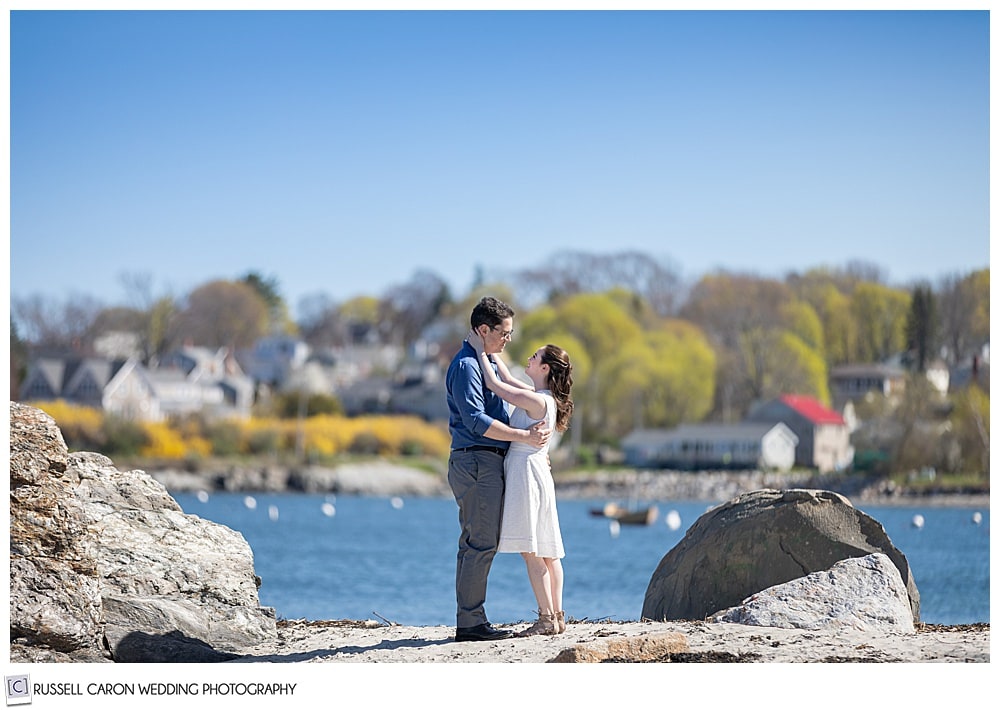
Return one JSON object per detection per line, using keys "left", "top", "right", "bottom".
{"left": 446, "top": 340, "right": 510, "bottom": 450}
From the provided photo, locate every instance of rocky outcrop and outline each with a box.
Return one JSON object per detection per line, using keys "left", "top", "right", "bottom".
{"left": 9, "top": 404, "right": 105, "bottom": 661}
{"left": 549, "top": 631, "right": 689, "bottom": 663}
{"left": 641, "top": 489, "right": 920, "bottom": 623}
{"left": 710, "top": 553, "right": 915, "bottom": 632}
{"left": 9, "top": 403, "right": 276, "bottom": 662}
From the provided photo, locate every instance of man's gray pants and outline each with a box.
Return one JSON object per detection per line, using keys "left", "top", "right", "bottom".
{"left": 448, "top": 449, "right": 505, "bottom": 629}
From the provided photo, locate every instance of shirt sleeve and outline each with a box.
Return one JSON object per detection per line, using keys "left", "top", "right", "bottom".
{"left": 452, "top": 357, "right": 497, "bottom": 436}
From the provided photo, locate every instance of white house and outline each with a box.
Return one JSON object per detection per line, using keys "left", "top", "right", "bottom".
{"left": 19, "top": 346, "right": 254, "bottom": 422}
{"left": 621, "top": 422, "right": 799, "bottom": 472}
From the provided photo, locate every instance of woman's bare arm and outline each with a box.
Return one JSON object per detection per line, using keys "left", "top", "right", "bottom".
{"left": 494, "top": 353, "right": 534, "bottom": 391}
{"left": 470, "top": 332, "right": 547, "bottom": 421}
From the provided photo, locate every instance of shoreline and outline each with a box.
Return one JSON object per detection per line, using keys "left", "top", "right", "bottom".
{"left": 145, "top": 459, "right": 991, "bottom": 509}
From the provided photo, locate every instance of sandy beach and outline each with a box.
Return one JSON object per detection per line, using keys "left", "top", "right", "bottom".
{"left": 232, "top": 617, "right": 989, "bottom": 664}
{"left": 218, "top": 617, "right": 992, "bottom": 708}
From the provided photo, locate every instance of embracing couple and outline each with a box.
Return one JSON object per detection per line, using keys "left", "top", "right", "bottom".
{"left": 445, "top": 296, "right": 575, "bottom": 642}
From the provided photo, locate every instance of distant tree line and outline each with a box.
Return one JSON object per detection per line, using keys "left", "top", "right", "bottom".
{"left": 10, "top": 252, "right": 989, "bottom": 479}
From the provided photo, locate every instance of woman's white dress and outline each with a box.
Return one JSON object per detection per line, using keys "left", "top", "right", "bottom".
{"left": 498, "top": 391, "right": 565, "bottom": 559}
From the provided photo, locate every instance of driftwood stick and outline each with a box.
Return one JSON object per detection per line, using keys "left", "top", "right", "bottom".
{"left": 372, "top": 611, "right": 399, "bottom": 626}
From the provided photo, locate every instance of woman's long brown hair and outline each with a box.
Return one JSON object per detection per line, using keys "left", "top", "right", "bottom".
{"left": 541, "top": 344, "right": 574, "bottom": 432}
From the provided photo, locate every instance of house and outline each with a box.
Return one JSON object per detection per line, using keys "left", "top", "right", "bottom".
{"left": 336, "top": 366, "right": 449, "bottom": 422}
{"left": 19, "top": 346, "right": 254, "bottom": 422}
{"left": 20, "top": 357, "right": 146, "bottom": 413}
{"left": 621, "top": 422, "right": 799, "bottom": 472}
{"left": 101, "top": 358, "right": 163, "bottom": 420}
{"left": 240, "top": 335, "right": 311, "bottom": 387}
{"left": 156, "top": 346, "right": 254, "bottom": 418}
{"left": 925, "top": 359, "right": 951, "bottom": 396}
{"left": 828, "top": 363, "right": 906, "bottom": 410}
{"left": 746, "top": 394, "right": 854, "bottom": 473}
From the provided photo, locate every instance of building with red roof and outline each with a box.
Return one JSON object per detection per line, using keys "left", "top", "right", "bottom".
{"left": 747, "top": 395, "right": 854, "bottom": 472}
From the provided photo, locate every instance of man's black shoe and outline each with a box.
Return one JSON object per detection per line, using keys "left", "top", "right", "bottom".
{"left": 454, "top": 623, "right": 514, "bottom": 642}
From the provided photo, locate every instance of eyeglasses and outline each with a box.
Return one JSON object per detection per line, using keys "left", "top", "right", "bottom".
{"left": 492, "top": 326, "right": 514, "bottom": 340}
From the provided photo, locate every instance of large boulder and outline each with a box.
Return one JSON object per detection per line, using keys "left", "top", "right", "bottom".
{"left": 710, "top": 553, "right": 915, "bottom": 633}
{"left": 9, "top": 403, "right": 276, "bottom": 662}
{"left": 641, "top": 489, "right": 920, "bottom": 623}
{"left": 9, "top": 404, "right": 105, "bottom": 661}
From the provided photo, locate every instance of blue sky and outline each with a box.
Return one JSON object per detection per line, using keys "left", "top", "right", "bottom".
{"left": 8, "top": 9, "right": 990, "bottom": 318}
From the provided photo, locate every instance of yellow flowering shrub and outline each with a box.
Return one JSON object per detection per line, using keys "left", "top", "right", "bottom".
{"left": 29, "top": 400, "right": 105, "bottom": 449}
{"left": 25, "top": 401, "right": 449, "bottom": 461}
{"left": 139, "top": 422, "right": 188, "bottom": 459}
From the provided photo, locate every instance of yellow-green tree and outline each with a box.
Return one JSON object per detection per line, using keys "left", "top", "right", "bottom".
{"left": 754, "top": 331, "right": 831, "bottom": 405}
{"left": 815, "top": 284, "right": 857, "bottom": 365}
{"left": 949, "top": 384, "right": 989, "bottom": 477}
{"left": 938, "top": 268, "right": 989, "bottom": 366}
{"left": 788, "top": 270, "right": 858, "bottom": 365}
{"left": 340, "top": 295, "right": 382, "bottom": 324}
{"left": 510, "top": 292, "right": 716, "bottom": 440}
{"left": 851, "top": 283, "right": 911, "bottom": 362}
{"left": 555, "top": 292, "right": 643, "bottom": 364}
{"left": 596, "top": 320, "right": 716, "bottom": 437}
{"left": 781, "top": 300, "right": 825, "bottom": 355}
{"left": 682, "top": 272, "right": 829, "bottom": 418}
{"left": 544, "top": 293, "right": 642, "bottom": 439}
{"left": 967, "top": 269, "right": 990, "bottom": 345}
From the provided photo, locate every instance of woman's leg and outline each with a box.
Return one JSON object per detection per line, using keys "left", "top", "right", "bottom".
{"left": 518, "top": 552, "right": 558, "bottom": 636}
{"left": 521, "top": 552, "right": 554, "bottom": 613}
{"left": 544, "top": 557, "right": 564, "bottom": 614}
{"left": 545, "top": 558, "right": 566, "bottom": 632}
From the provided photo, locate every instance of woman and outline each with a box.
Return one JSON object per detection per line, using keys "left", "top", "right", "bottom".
{"left": 470, "top": 331, "right": 574, "bottom": 636}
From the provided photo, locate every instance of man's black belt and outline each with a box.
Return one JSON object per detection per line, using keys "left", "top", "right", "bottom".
{"left": 453, "top": 445, "right": 506, "bottom": 456}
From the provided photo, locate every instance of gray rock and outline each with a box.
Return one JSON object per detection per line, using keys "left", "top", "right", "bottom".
{"left": 641, "top": 488, "right": 920, "bottom": 622}
{"left": 710, "top": 553, "right": 915, "bottom": 633}
{"left": 9, "top": 403, "right": 276, "bottom": 662}
{"left": 9, "top": 404, "right": 105, "bottom": 660}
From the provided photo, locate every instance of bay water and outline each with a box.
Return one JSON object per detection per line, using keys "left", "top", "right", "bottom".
{"left": 173, "top": 492, "right": 990, "bottom": 627}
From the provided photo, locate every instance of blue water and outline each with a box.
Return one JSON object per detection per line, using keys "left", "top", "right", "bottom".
{"left": 172, "top": 492, "right": 990, "bottom": 626}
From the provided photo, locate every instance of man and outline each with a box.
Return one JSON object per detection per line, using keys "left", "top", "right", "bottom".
{"left": 446, "top": 296, "right": 551, "bottom": 642}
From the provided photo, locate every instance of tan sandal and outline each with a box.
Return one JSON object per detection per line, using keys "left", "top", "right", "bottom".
{"left": 517, "top": 611, "right": 558, "bottom": 637}
{"left": 555, "top": 610, "right": 567, "bottom": 634}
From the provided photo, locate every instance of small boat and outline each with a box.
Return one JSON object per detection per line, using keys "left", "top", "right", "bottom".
{"left": 589, "top": 502, "right": 659, "bottom": 526}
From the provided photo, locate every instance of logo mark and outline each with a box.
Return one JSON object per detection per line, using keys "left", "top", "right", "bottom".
{"left": 4, "top": 676, "right": 31, "bottom": 706}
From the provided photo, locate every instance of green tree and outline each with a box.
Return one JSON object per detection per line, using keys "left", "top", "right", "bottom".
{"left": 905, "top": 283, "right": 938, "bottom": 372}
{"left": 147, "top": 296, "right": 178, "bottom": 364}
{"left": 241, "top": 271, "right": 296, "bottom": 335}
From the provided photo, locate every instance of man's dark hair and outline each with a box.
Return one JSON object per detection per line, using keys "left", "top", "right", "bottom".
{"left": 470, "top": 296, "right": 515, "bottom": 330}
